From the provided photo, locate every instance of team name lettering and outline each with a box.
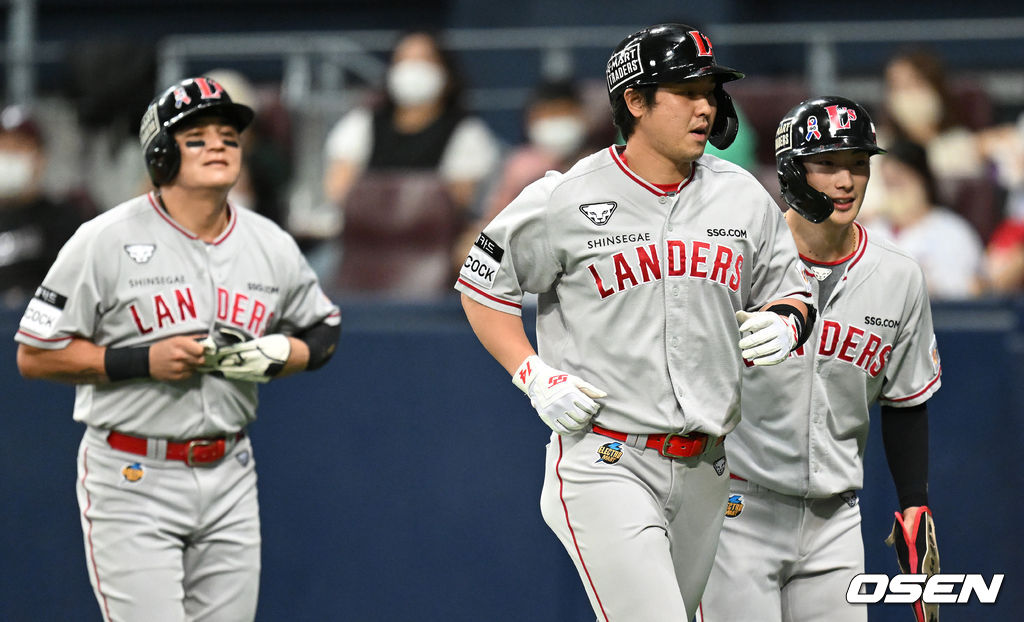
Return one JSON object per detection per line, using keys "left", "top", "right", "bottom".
{"left": 754, "top": 319, "right": 891, "bottom": 375}
{"left": 127, "top": 287, "right": 272, "bottom": 336}
{"left": 129, "top": 287, "right": 200, "bottom": 335}
{"left": 217, "top": 287, "right": 271, "bottom": 335}
{"left": 587, "top": 239, "right": 744, "bottom": 299}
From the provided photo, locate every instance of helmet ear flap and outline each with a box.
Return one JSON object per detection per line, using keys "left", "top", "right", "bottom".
{"left": 709, "top": 86, "right": 739, "bottom": 150}
{"left": 145, "top": 131, "right": 180, "bottom": 186}
{"left": 777, "top": 156, "right": 834, "bottom": 223}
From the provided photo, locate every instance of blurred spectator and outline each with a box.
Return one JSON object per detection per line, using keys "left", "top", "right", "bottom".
{"left": 205, "top": 68, "right": 293, "bottom": 229}
{"left": 484, "top": 80, "right": 593, "bottom": 222}
{"left": 879, "top": 47, "right": 985, "bottom": 181}
{"left": 983, "top": 218, "right": 1024, "bottom": 295}
{"left": 977, "top": 111, "right": 1024, "bottom": 221}
{"left": 872, "top": 140, "right": 984, "bottom": 299}
{"left": 452, "top": 78, "right": 596, "bottom": 270}
{"left": 0, "top": 106, "right": 91, "bottom": 308}
{"left": 322, "top": 29, "right": 502, "bottom": 213}
{"left": 64, "top": 39, "right": 156, "bottom": 210}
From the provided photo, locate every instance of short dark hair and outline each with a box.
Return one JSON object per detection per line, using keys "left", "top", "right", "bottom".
{"left": 611, "top": 85, "right": 657, "bottom": 140}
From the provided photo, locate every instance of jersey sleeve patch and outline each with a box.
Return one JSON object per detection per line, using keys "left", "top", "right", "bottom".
{"left": 19, "top": 286, "right": 67, "bottom": 339}
{"left": 459, "top": 233, "right": 503, "bottom": 290}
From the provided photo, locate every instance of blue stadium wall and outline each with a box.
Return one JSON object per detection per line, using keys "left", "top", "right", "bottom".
{"left": 1, "top": 300, "right": 1021, "bottom": 621}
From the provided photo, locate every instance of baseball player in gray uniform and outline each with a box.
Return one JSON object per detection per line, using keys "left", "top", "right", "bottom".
{"left": 699, "top": 97, "right": 941, "bottom": 622}
{"left": 14, "top": 76, "right": 340, "bottom": 622}
{"left": 456, "top": 24, "right": 815, "bottom": 621}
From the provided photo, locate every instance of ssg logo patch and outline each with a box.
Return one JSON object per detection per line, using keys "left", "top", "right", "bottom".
{"left": 725, "top": 494, "right": 744, "bottom": 518}
{"left": 596, "top": 442, "right": 623, "bottom": 464}
{"left": 121, "top": 462, "right": 144, "bottom": 483}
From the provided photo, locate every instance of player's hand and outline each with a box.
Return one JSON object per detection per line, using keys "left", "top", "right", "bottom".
{"left": 512, "top": 355, "right": 607, "bottom": 435}
{"left": 885, "top": 506, "right": 940, "bottom": 622}
{"left": 198, "top": 334, "right": 291, "bottom": 383}
{"left": 149, "top": 334, "right": 207, "bottom": 381}
{"left": 736, "top": 310, "right": 799, "bottom": 366}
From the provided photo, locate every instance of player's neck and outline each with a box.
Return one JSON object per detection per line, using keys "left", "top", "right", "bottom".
{"left": 157, "top": 187, "right": 231, "bottom": 243}
{"left": 620, "top": 143, "right": 693, "bottom": 186}
{"left": 787, "top": 211, "right": 858, "bottom": 263}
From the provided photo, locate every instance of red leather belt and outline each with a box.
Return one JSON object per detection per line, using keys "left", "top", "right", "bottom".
{"left": 106, "top": 430, "right": 244, "bottom": 466}
{"left": 592, "top": 425, "right": 723, "bottom": 459}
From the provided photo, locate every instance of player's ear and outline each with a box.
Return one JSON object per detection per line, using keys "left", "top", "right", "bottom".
{"left": 623, "top": 87, "right": 648, "bottom": 119}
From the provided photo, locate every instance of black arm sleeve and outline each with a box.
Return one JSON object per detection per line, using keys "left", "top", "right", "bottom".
{"left": 880, "top": 402, "right": 930, "bottom": 510}
{"left": 294, "top": 320, "right": 340, "bottom": 371}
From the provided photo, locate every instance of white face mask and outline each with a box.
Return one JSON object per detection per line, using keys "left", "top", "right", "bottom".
{"left": 528, "top": 115, "right": 587, "bottom": 160}
{"left": 888, "top": 88, "right": 943, "bottom": 133}
{"left": 387, "top": 60, "right": 446, "bottom": 107}
{"left": 0, "top": 151, "right": 34, "bottom": 199}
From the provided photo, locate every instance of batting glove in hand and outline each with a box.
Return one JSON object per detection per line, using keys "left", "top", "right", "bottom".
{"left": 736, "top": 310, "right": 799, "bottom": 366}
{"left": 512, "top": 355, "right": 607, "bottom": 435}
{"left": 885, "top": 507, "right": 940, "bottom": 622}
{"left": 198, "top": 334, "right": 291, "bottom": 383}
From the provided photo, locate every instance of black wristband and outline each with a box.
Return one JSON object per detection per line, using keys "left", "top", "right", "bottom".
{"left": 104, "top": 346, "right": 151, "bottom": 381}
{"left": 766, "top": 303, "right": 816, "bottom": 350}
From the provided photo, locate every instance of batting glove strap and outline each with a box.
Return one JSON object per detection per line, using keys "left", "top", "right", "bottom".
{"left": 885, "top": 506, "right": 940, "bottom": 622}
{"left": 198, "top": 333, "right": 291, "bottom": 383}
{"left": 512, "top": 355, "right": 608, "bottom": 435}
{"left": 736, "top": 310, "right": 799, "bottom": 366}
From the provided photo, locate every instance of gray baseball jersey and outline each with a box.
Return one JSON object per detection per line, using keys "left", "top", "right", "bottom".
{"left": 15, "top": 192, "right": 339, "bottom": 621}
{"left": 456, "top": 146, "right": 812, "bottom": 437}
{"left": 725, "top": 222, "right": 941, "bottom": 498}
{"left": 701, "top": 223, "right": 941, "bottom": 622}
{"left": 457, "top": 145, "right": 811, "bottom": 620}
{"left": 16, "top": 191, "right": 340, "bottom": 438}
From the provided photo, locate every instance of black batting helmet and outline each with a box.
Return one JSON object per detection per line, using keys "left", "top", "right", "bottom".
{"left": 605, "top": 23, "right": 744, "bottom": 149}
{"left": 775, "top": 96, "right": 885, "bottom": 223}
{"left": 139, "top": 76, "right": 254, "bottom": 186}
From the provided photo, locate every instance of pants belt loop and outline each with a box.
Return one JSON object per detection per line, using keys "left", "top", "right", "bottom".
{"left": 147, "top": 438, "right": 167, "bottom": 460}
{"left": 626, "top": 433, "right": 645, "bottom": 451}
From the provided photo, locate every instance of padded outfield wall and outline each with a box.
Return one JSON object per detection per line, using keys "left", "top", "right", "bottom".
{"left": 1, "top": 300, "right": 1020, "bottom": 621}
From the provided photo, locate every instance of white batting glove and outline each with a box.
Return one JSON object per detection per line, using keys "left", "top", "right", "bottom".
{"left": 736, "top": 310, "right": 799, "bottom": 366}
{"left": 512, "top": 355, "right": 608, "bottom": 435}
{"left": 198, "top": 334, "right": 291, "bottom": 383}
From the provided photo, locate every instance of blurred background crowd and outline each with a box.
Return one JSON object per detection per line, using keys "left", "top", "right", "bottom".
{"left": 3, "top": 0, "right": 1024, "bottom": 308}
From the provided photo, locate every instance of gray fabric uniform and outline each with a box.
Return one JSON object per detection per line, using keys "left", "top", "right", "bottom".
{"left": 16, "top": 192, "right": 340, "bottom": 622}
{"left": 456, "top": 146, "right": 812, "bottom": 621}
{"left": 700, "top": 223, "right": 941, "bottom": 622}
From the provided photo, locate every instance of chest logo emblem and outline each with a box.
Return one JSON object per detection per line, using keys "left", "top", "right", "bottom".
{"left": 580, "top": 202, "right": 617, "bottom": 226}
{"left": 810, "top": 266, "right": 833, "bottom": 281}
{"left": 124, "top": 244, "right": 156, "bottom": 264}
